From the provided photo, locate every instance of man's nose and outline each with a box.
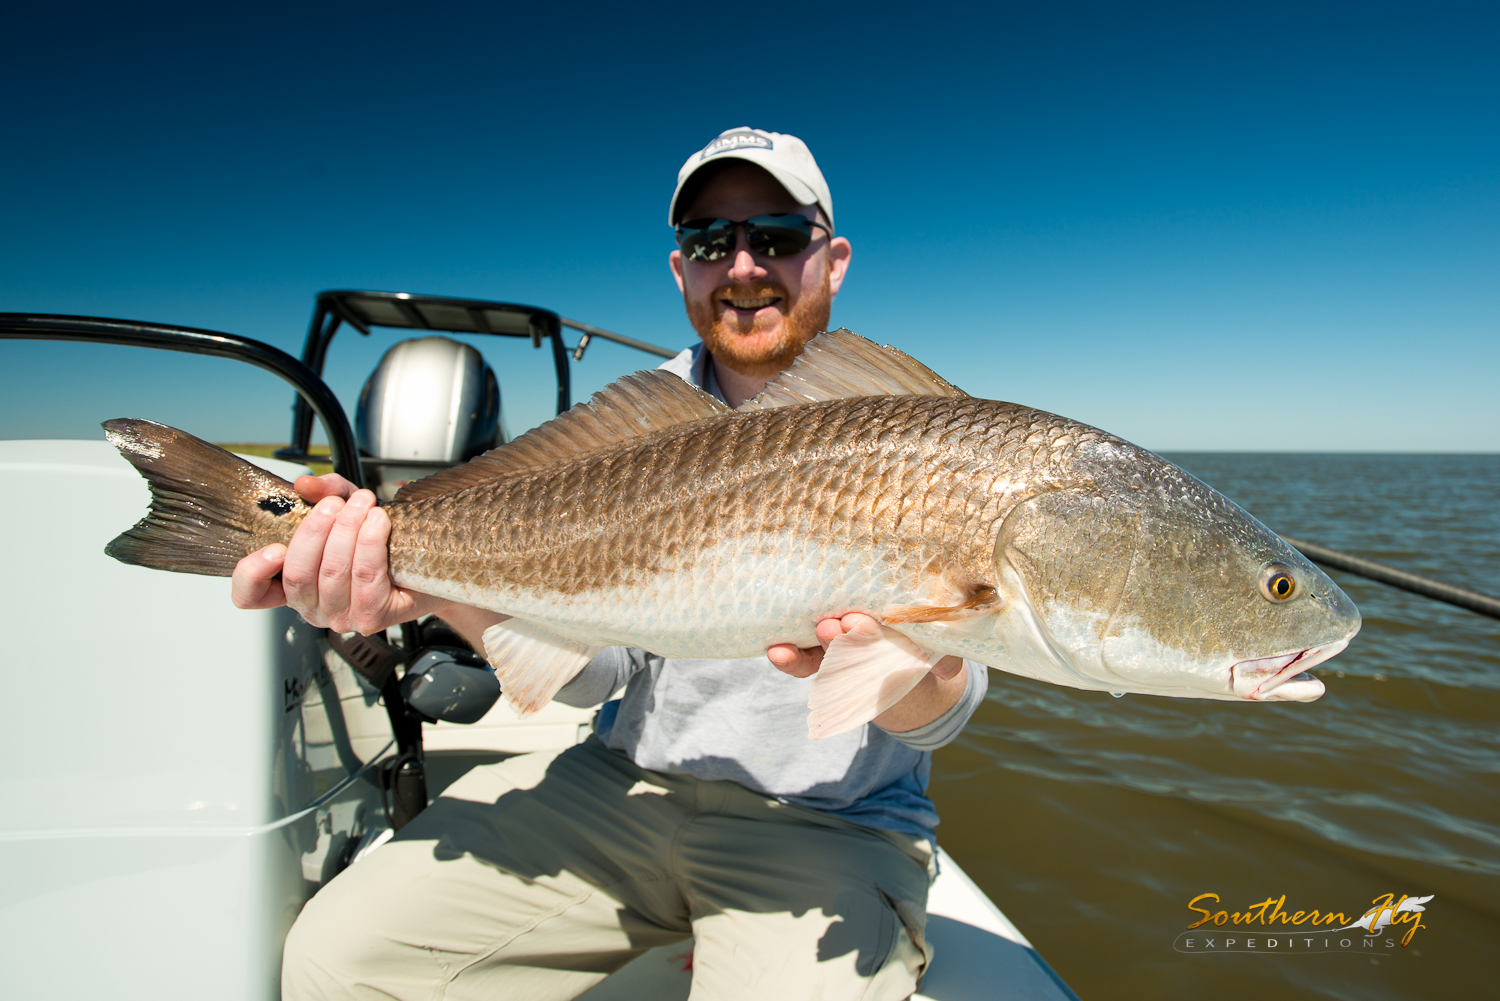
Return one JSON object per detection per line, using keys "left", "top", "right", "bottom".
{"left": 725, "top": 226, "right": 767, "bottom": 284}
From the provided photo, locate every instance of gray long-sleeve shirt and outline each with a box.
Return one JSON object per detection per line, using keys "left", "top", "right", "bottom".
{"left": 552, "top": 343, "right": 989, "bottom": 843}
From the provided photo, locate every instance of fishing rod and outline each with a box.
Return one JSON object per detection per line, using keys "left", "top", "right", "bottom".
{"left": 1282, "top": 536, "right": 1500, "bottom": 621}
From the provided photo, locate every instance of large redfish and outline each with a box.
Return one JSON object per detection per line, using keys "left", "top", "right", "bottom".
{"left": 103, "top": 331, "right": 1360, "bottom": 738}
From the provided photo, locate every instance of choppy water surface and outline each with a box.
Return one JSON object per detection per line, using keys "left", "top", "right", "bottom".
{"left": 929, "top": 454, "right": 1500, "bottom": 1000}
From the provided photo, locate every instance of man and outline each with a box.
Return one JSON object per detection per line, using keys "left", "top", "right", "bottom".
{"left": 234, "top": 127, "right": 988, "bottom": 1000}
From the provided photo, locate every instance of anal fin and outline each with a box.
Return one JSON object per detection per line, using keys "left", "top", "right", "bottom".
{"left": 806, "top": 618, "right": 944, "bottom": 740}
{"left": 481, "top": 619, "right": 601, "bottom": 717}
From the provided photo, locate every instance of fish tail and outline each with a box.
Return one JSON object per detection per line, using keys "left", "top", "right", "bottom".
{"left": 102, "top": 418, "right": 312, "bottom": 577}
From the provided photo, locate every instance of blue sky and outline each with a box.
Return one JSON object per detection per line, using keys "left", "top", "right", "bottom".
{"left": 2, "top": 1, "right": 1494, "bottom": 451}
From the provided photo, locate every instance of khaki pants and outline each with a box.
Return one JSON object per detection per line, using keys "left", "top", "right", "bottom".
{"left": 284, "top": 738, "right": 933, "bottom": 1000}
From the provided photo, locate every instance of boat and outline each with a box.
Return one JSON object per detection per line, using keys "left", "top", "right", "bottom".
{"left": 0, "top": 296, "right": 1078, "bottom": 1000}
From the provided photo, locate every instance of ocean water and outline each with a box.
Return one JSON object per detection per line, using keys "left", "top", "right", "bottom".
{"left": 929, "top": 454, "right": 1500, "bottom": 1001}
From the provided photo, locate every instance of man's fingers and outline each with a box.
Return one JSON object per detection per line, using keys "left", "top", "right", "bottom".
{"left": 317, "top": 490, "right": 376, "bottom": 626}
{"left": 231, "top": 545, "right": 288, "bottom": 609}
{"left": 293, "top": 473, "right": 357, "bottom": 504}
{"left": 815, "top": 617, "right": 848, "bottom": 648}
{"left": 772, "top": 613, "right": 884, "bottom": 676}
{"left": 278, "top": 475, "right": 359, "bottom": 626}
{"left": 767, "top": 644, "right": 799, "bottom": 668}
{"left": 281, "top": 495, "right": 344, "bottom": 624}
{"left": 768, "top": 642, "right": 824, "bottom": 678}
{"left": 838, "top": 611, "right": 881, "bottom": 632}
{"left": 349, "top": 505, "right": 399, "bottom": 633}
{"left": 930, "top": 655, "right": 965, "bottom": 681}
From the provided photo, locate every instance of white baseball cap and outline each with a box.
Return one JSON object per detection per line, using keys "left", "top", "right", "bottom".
{"left": 668, "top": 127, "right": 835, "bottom": 233}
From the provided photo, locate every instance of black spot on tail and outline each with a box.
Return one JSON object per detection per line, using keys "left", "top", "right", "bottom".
{"left": 102, "top": 417, "right": 305, "bottom": 576}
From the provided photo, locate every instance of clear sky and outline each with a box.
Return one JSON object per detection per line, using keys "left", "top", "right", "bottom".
{"left": 2, "top": 1, "right": 1495, "bottom": 451}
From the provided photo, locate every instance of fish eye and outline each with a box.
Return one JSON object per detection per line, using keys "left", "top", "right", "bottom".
{"left": 1260, "top": 565, "right": 1297, "bottom": 603}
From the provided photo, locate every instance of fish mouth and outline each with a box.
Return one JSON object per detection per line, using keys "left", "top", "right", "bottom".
{"left": 1230, "top": 639, "right": 1349, "bottom": 702}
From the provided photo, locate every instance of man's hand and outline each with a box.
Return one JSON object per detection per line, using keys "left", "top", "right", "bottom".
{"left": 767, "top": 612, "right": 967, "bottom": 732}
{"left": 765, "top": 617, "right": 847, "bottom": 677}
{"left": 230, "top": 473, "right": 447, "bottom": 635}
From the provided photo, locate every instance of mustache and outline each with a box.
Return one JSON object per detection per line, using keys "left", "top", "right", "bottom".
{"left": 713, "top": 283, "right": 789, "bottom": 302}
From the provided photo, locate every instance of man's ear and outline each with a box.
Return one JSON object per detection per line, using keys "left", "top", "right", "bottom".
{"left": 669, "top": 249, "right": 687, "bottom": 294}
{"left": 826, "top": 237, "right": 853, "bottom": 297}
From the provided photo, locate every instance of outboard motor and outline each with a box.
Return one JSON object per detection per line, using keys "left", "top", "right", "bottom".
{"left": 355, "top": 336, "right": 502, "bottom": 500}
{"left": 352, "top": 338, "right": 505, "bottom": 829}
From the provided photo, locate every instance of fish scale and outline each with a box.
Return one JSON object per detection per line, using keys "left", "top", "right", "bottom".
{"left": 385, "top": 395, "right": 1053, "bottom": 650}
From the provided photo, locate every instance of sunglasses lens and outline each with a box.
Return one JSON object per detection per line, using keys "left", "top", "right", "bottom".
{"left": 676, "top": 215, "right": 820, "bottom": 260}
{"left": 744, "top": 215, "right": 815, "bottom": 257}
{"left": 677, "top": 219, "right": 736, "bottom": 262}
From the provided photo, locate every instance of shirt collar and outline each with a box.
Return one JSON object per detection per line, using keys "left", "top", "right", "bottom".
{"left": 658, "top": 342, "right": 727, "bottom": 404}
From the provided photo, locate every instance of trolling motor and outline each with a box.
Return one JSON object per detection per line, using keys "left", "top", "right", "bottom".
{"left": 327, "top": 621, "right": 501, "bottom": 831}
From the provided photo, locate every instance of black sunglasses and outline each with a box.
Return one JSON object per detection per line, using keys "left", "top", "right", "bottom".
{"left": 675, "top": 214, "right": 830, "bottom": 262}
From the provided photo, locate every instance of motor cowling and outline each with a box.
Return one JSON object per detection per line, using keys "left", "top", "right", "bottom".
{"left": 355, "top": 336, "right": 502, "bottom": 500}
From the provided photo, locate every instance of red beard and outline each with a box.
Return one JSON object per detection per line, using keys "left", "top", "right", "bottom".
{"left": 685, "top": 269, "right": 833, "bottom": 379}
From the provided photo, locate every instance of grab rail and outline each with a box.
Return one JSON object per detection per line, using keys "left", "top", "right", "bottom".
{"left": 0, "top": 313, "right": 364, "bottom": 487}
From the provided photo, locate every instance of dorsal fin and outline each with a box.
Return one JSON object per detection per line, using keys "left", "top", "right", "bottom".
{"left": 395, "top": 370, "right": 730, "bottom": 501}
{"left": 737, "top": 328, "right": 968, "bottom": 412}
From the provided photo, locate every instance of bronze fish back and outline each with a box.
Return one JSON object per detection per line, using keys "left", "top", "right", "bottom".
{"left": 384, "top": 395, "right": 1123, "bottom": 605}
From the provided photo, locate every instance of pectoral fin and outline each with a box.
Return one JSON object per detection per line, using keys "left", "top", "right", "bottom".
{"left": 481, "top": 619, "right": 601, "bottom": 717}
{"left": 806, "top": 618, "right": 945, "bottom": 740}
{"left": 882, "top": 585, "right": 999, "bottom": 624}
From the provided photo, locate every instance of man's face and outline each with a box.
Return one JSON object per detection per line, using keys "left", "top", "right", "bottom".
{"left": 669, "top": 162, "right": 852, "bottom": 378}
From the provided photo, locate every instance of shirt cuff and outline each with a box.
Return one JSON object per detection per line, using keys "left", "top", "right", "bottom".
{"left": 553, "top": 647, "right": 639, "bottom": 707}
{"left": 883, "top": 660, "right": 989, "bottom": 751}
